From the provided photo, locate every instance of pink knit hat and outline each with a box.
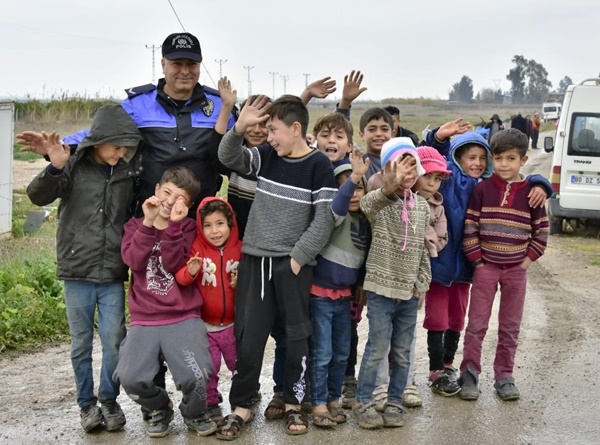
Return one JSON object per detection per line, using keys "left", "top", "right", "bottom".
{"left": 417, "top": 146, "right": 451, "bottom": 175}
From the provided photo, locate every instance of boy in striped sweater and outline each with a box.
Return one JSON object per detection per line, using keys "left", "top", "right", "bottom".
{"left": 460, "top": 128, "right": 549, "bottom": 401}
{"left": 217, "top": 94, "right": 336, "bottom": 438}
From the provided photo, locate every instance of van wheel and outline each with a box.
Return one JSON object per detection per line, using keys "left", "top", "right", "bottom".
{"left": 549, "top": 217, "right": 563, "bottom": 235}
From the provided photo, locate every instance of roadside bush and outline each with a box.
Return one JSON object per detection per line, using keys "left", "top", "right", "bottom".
{"left": 0, "top": 255, "right": 68, "bottom": 351}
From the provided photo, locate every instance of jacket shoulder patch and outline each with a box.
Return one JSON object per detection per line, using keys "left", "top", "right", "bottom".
{"left": 124, "top": 83, "right": 156, "bottom": 98}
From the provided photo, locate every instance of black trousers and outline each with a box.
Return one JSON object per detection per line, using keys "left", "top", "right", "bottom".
{"left": 230, "top": 255, "right": 313, "bottom": 408}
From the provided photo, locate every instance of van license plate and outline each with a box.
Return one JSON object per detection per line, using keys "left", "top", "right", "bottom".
{"left": 571, "top": 174, "right": 600, "bottom": 185}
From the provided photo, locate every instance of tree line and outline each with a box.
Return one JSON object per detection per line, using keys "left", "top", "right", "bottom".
{"left": 449, "top": 55, "right": 574, "bottom": 104}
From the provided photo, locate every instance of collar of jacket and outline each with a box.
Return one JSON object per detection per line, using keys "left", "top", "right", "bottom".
{"left": 156, "top": 78, "right": 209, "bottom": 114}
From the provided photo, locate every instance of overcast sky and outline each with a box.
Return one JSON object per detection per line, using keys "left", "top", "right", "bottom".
{"left": 2, "top": 0, "right": 599, "bottom": 102}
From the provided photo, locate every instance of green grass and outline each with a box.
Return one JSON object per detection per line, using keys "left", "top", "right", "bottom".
{"left": 13, "top": 149, "right": 43, "bottom": 161}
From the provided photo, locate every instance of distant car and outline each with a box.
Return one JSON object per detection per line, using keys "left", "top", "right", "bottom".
{"left": 542, "top": 102, "right": 562, "bottom": 122}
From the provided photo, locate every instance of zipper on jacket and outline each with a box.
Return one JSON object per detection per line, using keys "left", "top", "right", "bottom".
{"left": 220, "top": 248, "right": 226, "bottom": 326}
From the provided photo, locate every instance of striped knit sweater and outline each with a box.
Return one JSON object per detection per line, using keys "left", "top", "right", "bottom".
{"left": 218, "top": 129, "right": 336, "bottom": 266}
{"left": 360, "top": 188, "right": 431, "bottom": 300}
{"left": 463, "top": 173, "right": 549, "bottom": 266}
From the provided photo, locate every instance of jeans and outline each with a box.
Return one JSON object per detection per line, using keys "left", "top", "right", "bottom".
{"left": 356, "top": 292, "right": 418, "bottom": 406}
{"left": 309, "top": 296, "right": 351, "bottom": 406}
{"left": 64, "top": 280, "right": 126, "bottom": 409}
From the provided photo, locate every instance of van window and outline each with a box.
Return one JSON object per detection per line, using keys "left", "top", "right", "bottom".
{"left": 568, "top": 113, "right": 600, "bottom": 157}
{"left": 544, "top": 106, "right": 557, "bottom": 113}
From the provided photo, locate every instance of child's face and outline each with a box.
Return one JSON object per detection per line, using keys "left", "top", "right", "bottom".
{"left": 244, "top": 122, "right": 269, "bottom": 148}
{"left": 336, "top": 174, "right": 365, "bottom": 212}
{"left": 154, "top": 182, "right": 193, "bottom": 219}
{"left": 359, "top": 117, "right": 392, "bottom": 155}
{"left": 457, "top": 145, "right": 488, "bottom": 178}
{"left": 492, "top": 148, "right": 527, "bottom": 182}
{"left": 202, "top": 210, "right": 231, "bottom": 248}
{"left": 92, "top": 142, "right": 128, "bottom": 166}
{"left": 413, "top": 172, "right": 445, "bottom": 199}
{"left": 267, "top": 117, "right": 298, "bottom": 157}
{"left": 315, "top": 126, "right": 352, "bottom": 163}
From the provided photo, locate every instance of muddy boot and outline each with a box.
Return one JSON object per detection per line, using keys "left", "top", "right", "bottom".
{"left": 458, "top": 369, "right": 479, "bottom": 401}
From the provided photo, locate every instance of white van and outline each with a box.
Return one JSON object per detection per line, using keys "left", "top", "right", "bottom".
{"left": 542, "top": 102, "right": 562, "bottom": 122}
{"left": 544, "top": 78, "right": 600, "bottom": 234}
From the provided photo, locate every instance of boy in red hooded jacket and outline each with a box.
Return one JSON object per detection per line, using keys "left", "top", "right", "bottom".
{"left": 176, "top": 197, "right": 242, "bottom": 423}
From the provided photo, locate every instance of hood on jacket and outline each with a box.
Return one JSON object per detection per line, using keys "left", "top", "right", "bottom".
{"left": 195, "top": 196, "right": 240, "bottom": 248}
{"left": 448, "top": 132, "right": 494, "bottom": 180}
{"left": 77, "top": 104, "right": 142, "bottom": 162}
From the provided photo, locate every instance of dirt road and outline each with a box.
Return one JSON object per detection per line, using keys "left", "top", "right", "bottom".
{"left": 2, "top": 146, "right": 600, "bottom": 445}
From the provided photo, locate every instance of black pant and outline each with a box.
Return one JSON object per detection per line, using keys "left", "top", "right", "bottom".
{"left": 230, "top": 255, "right": 313, "bottom": 408}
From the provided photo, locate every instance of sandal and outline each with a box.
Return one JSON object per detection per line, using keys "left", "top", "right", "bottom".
{"left": 327, "top": 403, "right": 347, "bottom": 424}
{"left": 312, "top": 410, "right": 336, "bottom": 428}
{"left": 284, "top": 409, "right": 309, "bottom": 435}
{"left": 215, "top": 411, "right": 254, "bottom": 441}
{"left": 264, "top": 392, "right": 285, "bottom": 420}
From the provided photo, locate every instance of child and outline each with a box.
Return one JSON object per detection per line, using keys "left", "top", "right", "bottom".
{"left": 310, "top": 149, "right": 371, "bottom": 428}
{"left": 216, "top": 94, "right": 336, "bottom": 439}
{"left": 357, "top": 107, "right": 395, "bottom": 179}
{"left": 459, "top": 129, "right": 549, "bottom": 401}
{"left": 115, "top": 166, "right": 216, "bottom": 438}
{"left": 312, "top": 112, "right": 355, "bottom": 165}
{"left": 24, "top": 104, "right": 142, "bottom": 433}
{"left": 353, "top": 139, "right": 431, "bottom": 430}
{"left": 175, "top": 197, "right": 242, "bottom": 424}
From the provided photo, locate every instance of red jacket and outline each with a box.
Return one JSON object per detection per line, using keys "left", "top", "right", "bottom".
{"left": 175, "top": 197, "right": 242, "bottom": 326}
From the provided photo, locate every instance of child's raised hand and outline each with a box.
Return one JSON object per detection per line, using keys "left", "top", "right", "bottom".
{"left": 142, "top": 196, "right": 161, "bottom": 227}
{"left": 187, "top": 253, "right": 201, "bottom": 277}
{"left": 235, "top": 95, "right": 270, "bottom": 134}
{"left": 341, "top": 70, "right": 368, "bottom": 106}
{"left": 436, "top": 118, "right": 472, "bottom": 141}
{"left": 44, "top": 131, "right": 70, "bottom": 169}
{"left": 381, "top": 156, "right": 417, "bottom": 195}
{"left": 218, "top": 76, "right": 237, "bottom": 109}
{"left": 16, "top": 131, "right": 50, "bottom": 155}
{"left": 349, "top": 148, "right": 370, "bottom": 182}
{"left": 303, "top": 76, "right": 337, "bottom": 102}
{"left": 170, "top": 196, "right": 188, "bottom": 222}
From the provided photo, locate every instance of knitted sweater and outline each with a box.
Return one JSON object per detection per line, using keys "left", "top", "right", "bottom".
{"left": 218, "top": 130, "right": 336, "bottom": 266}
{"left": 360, "top": 188, "right": 431, "bottom": 300}
{"left": 463, "top": 173, "right": 549, "bottom": 266}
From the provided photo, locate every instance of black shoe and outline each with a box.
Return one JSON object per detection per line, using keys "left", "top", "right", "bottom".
{"left": 147, "top": 406, "right": 174, "bottom": 438}
{"left": 430, "top": 374, "right": 461, "bottom": 396}
{"left": 100, "top": 400, "right": 126, "bottom": 431}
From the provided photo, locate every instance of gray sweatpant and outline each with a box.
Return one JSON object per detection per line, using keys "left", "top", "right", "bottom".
{"left": 114, "top": 317, "right": 213, "bottom": 418}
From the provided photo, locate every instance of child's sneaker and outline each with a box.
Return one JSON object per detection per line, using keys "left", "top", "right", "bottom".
{"left": 184, "top": 412, "right": 218, "bottom": 436}
{"left": 382, "top": 402, "right": 405, "bottom": 428}
{"left": 402, "top": 385, "right": 423, "bottom": 408}
{"left": 429, "top": 370, "right": 461, "bottom": 397}
{"left": 341, "top": 376, "right": 357, "bottom": 409}
{"left": 80, "top": 404, "right": 103, "bottom": 432}
{"left": 147, "top": 405, "right": 174, "bottom": 438}
{"left": 372, "top": 384, "right": 388, "bottom": 412}
{"left": 100, "top": 400, "right": 126, "bottom": 431}
{"left": 352, "top": 402, "right": 384, "bottom": 429}
{"left": 444, "top": 363, "right": 458, "bottom": 379}
{"left": 458, "top": 370, "right": 479, "bottom": 401}
{"left": 494, "top": 378, "right": 520, "bottom": 401}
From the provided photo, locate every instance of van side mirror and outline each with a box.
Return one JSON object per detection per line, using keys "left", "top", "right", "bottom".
{"left": 544, "top": 136, "right": 554, "bottom": 153}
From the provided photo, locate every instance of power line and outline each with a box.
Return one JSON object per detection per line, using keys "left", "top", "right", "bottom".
{"left": 303, "top": 73, "right": 311, "bottom": 87}
{"left": 167, "top": 0, "right": 186, "bottom": 31}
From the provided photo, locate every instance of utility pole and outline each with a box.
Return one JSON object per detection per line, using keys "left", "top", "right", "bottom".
{"left": 215, "top": 59, "right": 227, "bottom": 77}
{"left": 269, "top": 71, "right": 278, "bottom": 98}
{"left": 243, "top": 65, "right": 255, "bottom": 97}
{"left": 303, "top": 73, "right": 311, "bottom": 87}
{"left": 281, "top": 74, "right": 289, "bottom": 94}
{"left": 145, "top": 44, "right": 161, "bottom": 83}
